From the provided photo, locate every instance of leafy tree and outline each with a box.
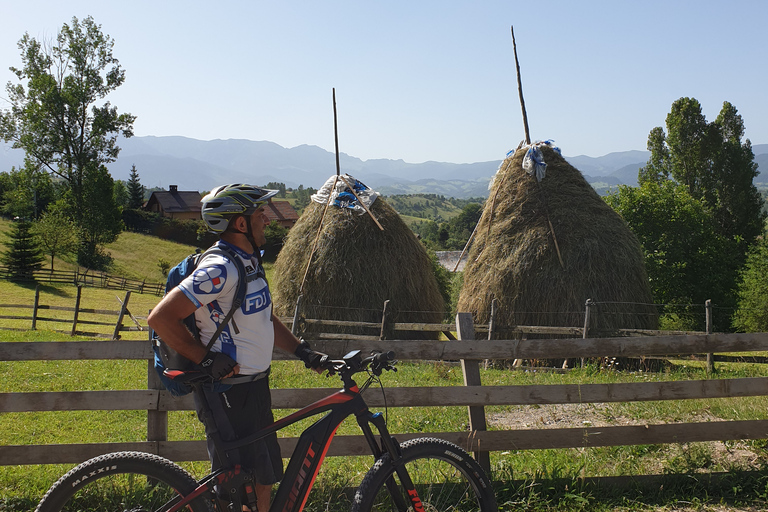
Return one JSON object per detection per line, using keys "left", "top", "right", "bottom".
{"left": 265, "top": 182, "right": 286, "bottom": 198}
{"left": 70, "top": 163, "right": 123, "bottom": 268}
{"left": 732, "top": 230, "right": 768, "bottom": 332}
{"left": 606, "top": 180, "right": 738, "bottom": 330}
{"left": 31, "top": 201, "right": 80, "bottom": 271}
{"left": 1, "top": 218, "right": 44, "bottom": 280}
{"left": 113, "top": 179, "right": 129, "bottom": 208}
{"left": 127, "top": 164, "right": 145, "bottom": 208}
{"left": 0, "top": 16, "right": 135, "bottom": 266}
{"left": 642, "top": 98, "right": 765, "bottom": 249}
{"left": 0, "top": 159, "right": 55, "bottom": 219}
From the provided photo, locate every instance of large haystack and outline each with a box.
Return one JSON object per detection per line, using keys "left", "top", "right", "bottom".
{"left": 457, "top": 144, "right": 657, "bottom": 335}
{"left": 273, "top": 178, "right": 445, "bottom": 337}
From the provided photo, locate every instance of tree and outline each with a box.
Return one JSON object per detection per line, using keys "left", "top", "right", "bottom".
{"left": 732, "top": 231, "right": 768, "bottom": 332}
{"left": 0, "top": 159, "right": 55, "bottom": 219}
{"left": 605, "top": 180, "right": 738, "bottom": 330}
{"left": 1, "top": 218, "right": 44, "bottom": 280}
{"left": 73, "top": 163, "right": 123, "bottom": 268}
{"left": 113, "top": 179, "right": 129, "bottom": 208}
{"left": 31, "top": 201, "right": 80, "bottom": 271}
{"left": 0, "top": 16, "right": 135, "bottom": 266}
{"left": 642, "top": 98, "right": 765, "bottom": 249}
{"left": 127, "top": 164, "right": 145, "bottom": 208}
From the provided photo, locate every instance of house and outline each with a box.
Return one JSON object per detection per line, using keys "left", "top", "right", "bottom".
{"left": 265, "top": 200, "right": 299, "bottom": 228}
{"left": 145, "top": 185, "right": 299, "bottom": 228}
{"left": 144, "top": 185, "right": 202, "bottom": 220}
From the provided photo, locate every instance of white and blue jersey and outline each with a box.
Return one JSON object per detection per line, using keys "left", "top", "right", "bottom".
{"left": 177, "top": 240, "right": 274, "bottom": 375}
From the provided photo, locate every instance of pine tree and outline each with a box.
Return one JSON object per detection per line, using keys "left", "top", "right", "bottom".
{"left": 127, "top": 164, "right": 145, "bottom": 209}
{"left": 2, "top": 219, "right": 44, "bottom": 280}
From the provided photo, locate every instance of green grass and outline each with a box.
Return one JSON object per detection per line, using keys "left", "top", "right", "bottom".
{"left": 2, "top": 227, "right": 768, "bottom": 510}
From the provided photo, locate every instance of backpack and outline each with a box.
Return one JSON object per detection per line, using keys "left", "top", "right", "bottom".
{"left": 151, "top": 244, "right": 247, "bottom": 396}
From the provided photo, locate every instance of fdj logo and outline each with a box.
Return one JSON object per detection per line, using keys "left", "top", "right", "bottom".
{"left": 243, "top": 286, "right": 271, "bottom": 314}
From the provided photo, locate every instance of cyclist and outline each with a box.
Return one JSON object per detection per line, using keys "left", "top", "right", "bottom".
{"left": 147, "top": 183, "right": 326, "bottom": 512}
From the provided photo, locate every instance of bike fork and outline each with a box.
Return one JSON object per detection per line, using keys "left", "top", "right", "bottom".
{"left": 359, "top": 412, "right": 424, "bottom": 512}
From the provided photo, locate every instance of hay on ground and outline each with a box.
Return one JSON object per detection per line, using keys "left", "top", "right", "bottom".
{"left": 273, "top": 197, "right": 445, "bottom": 339}
{"left": 457, "top": 145, "right": 658, "bottom": 337}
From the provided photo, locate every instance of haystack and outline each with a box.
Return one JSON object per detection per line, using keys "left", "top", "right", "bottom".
{"left": 457, "top": 143, "right": 657, "bottom": 336}
{"left": 273, "top": 175, "right": 445, "bottom": 338}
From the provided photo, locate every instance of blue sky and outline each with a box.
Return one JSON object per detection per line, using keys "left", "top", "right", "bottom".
{"left": 2, "top": 0, "right": 766, "bottom": 164}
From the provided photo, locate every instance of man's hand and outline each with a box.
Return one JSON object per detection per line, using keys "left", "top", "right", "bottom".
{"left": 294, "top": 340, "right": 327, "bottom": 370}
{"left": 198, "top": 352, "right": 239, "bottom": 380}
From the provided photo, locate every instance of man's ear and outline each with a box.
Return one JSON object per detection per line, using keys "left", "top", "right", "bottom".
{"left": 230, "top": 214, "right": 247, "bottom": 232}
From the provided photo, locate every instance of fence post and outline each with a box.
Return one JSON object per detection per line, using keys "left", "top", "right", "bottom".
{"left": 70, "top": 285, "right": 82, "bottom": 336}
{"left": 456, "top": 312, "right": 490, "bottom": 474}
{"left": 113, "top": 290, "right": 131, "bottom": 340}
{"left": 147, "top": 325, "right": 168, "bottom": 453}
{"left": 705, "top": 299, "right": 714, "bottom": 375}
{"left": 380, "top": 300, "right": 392, "bottom": 340}
{"left": 291, "top": 294, "right": 303, "bottom": 336}
{"left": 32, "top": 284, "right": 40, "bottom": 330}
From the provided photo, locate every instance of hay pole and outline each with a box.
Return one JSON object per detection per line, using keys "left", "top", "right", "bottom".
{"left": 332, "top": 88, "right": 383, "bottom": 231}
{"left": 510, "top": 25, "right": 564, "bottom": 268}
{"left": 511, "top": 25, "right": 531, "bottom": 145}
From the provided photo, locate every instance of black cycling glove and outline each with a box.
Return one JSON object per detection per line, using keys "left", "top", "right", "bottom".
{"left": 199, "top": 352, "right": 238, "bottom": 380}
{"left": 294, "top": 340, "right": 327, "bottom": 369}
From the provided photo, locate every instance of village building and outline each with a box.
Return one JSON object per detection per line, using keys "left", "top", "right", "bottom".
{"left": 145, "top": 185, "right": 299, "bottom": 227}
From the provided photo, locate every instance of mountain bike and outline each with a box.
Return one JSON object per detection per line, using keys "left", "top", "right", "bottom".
{"left": 36, "top": 349, "right": 497, "bottom": 512}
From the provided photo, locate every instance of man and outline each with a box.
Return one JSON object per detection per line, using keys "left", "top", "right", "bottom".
{"left": 147, "top": 184, "right": 324, "bottom": 512}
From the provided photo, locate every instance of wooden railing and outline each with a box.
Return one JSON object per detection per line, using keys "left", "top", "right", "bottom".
{"left": 2, "top": 314, "right": 768, "bottom": 475}
{"left": 0, "top": 287, "right": 144, "bottom": 339}
{"left": 0, "top": 267, "right": 164, "bottom": 296}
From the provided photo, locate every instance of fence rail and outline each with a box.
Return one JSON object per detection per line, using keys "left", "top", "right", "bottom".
{"left": 0, "top": 267, "right": 164, "bottom": 296}
{"left": 2, "top": 317, "right": 768, "bottom": 473}
{"left": 0, "top": 286, "right": 143, "bottom": 338}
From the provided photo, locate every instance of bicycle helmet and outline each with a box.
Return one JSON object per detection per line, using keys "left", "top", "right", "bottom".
{"left": 201, "top": 184, "right": 278, "bottom": 233}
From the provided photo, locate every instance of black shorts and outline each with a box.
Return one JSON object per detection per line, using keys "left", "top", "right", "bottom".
{"left": 193, "top": 371, "right": 283, "bottom": 485}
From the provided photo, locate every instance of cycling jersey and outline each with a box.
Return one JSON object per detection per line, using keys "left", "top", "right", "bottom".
{"left": 177, "top": 240, "right": 274, "bottom": 375}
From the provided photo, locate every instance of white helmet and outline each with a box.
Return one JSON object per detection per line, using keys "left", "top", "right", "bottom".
{"left": 201, "top": 184, "right": 278, "bottom": 233}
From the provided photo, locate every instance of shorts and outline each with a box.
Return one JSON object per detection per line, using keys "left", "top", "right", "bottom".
{"left": 193, "top": 370, "right": 283, "bottom": 485}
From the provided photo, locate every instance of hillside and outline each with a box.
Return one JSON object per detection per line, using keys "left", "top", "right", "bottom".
{"left": 2, "top": 137, "right": 766, "bottom": 199}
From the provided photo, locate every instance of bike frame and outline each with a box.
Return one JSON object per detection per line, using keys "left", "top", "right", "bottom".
{"left": 162, "top": 366, "right": 419, "bottom": 512}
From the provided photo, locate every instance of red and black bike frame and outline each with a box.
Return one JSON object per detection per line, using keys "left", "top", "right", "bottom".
{"left": 164, "top": 379, "right": 421, "bottom": 512}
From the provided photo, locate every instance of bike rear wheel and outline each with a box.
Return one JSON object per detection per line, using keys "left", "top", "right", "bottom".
{"left": 352, "top": 437, "right": 497, "bottom": 512}
{"left": 36, "top": 451, "right": 210, "bottom": 512}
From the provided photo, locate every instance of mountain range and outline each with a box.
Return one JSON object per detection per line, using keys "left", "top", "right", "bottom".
{"left": 1, "top": 136, "right": 766, "bottom": 198}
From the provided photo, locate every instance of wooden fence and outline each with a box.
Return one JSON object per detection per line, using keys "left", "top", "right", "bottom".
{"left": 0, "top": 286, "right": 144, "bottom": 339}
{"left": 2, "top": 314, "right": 768, "bottom": 477}
{"left": 0, "top": 267, "right": 165, "bottom": 296}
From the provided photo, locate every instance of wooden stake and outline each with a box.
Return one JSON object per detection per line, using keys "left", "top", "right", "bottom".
{"left": 511, "top": 26, "right": 531, "bottom": 145}
{"left": 338, "top": 174, "right": 384, "bottom": 231}
{"left": 299, "top": 175, "right": 339, "bottom": 295}
{"left": 333, "top": 88, "right": 341, "bottom": 176}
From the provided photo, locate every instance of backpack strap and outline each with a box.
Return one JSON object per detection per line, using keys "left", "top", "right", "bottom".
{"left": 198, "top": 244, "right": 249, "bottom": 353}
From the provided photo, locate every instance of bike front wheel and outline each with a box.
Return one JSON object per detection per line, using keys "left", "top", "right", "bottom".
{"left": 36, "top": 451, "right": 210, "bottom": 512}
{"left": 352, "top": 437, "right": 497, "bottom": 512}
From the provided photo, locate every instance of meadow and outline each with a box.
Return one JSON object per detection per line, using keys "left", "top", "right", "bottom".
{"left": 1, "top": 227, "right": 768, "bottom": 511}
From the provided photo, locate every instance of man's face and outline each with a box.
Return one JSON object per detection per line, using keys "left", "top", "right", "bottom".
{"left": 248, "top": 205, "right": 269, "bottom": 248}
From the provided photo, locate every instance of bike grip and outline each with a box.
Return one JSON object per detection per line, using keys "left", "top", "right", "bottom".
{"left": 372, "top": 350, "right": 395, "bottom": 363}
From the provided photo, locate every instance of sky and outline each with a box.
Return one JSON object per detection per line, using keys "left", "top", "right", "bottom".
{"left": 1, "top": 0, "right": 767, "bottom": 164}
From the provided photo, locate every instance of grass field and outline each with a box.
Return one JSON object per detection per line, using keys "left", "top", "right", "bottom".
{"left": 2, "top": 227, "right": 768, "bottom": 510}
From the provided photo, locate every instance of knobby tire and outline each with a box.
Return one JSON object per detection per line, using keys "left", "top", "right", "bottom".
{"left": 352, "top": 437, "right": 497, "bottom": 512}
{"left": 35, "top": 451, "right": 210, "bottom": 512}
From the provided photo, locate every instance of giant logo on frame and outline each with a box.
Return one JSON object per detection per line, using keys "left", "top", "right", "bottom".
{"left": 192, "top": 265, "right": 227, "bottom": 295}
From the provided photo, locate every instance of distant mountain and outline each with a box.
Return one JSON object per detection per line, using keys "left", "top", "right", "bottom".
{"left": 1, "top": 136, "right": 765, "bottom": 198}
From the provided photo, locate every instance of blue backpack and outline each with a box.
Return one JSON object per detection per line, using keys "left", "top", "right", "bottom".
{"left": 151, "top": 245, "right": 247, "bottom": 396}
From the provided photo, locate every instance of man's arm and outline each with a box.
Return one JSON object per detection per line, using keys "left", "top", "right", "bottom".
{"left": 272, "top": 314, "right": 325, "bottom": 372}
{"left": 271, "top": 313, "right": 303, "bottom": 355}
{"left": 148, "top": 288, "right": 221, "bottom": 365}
